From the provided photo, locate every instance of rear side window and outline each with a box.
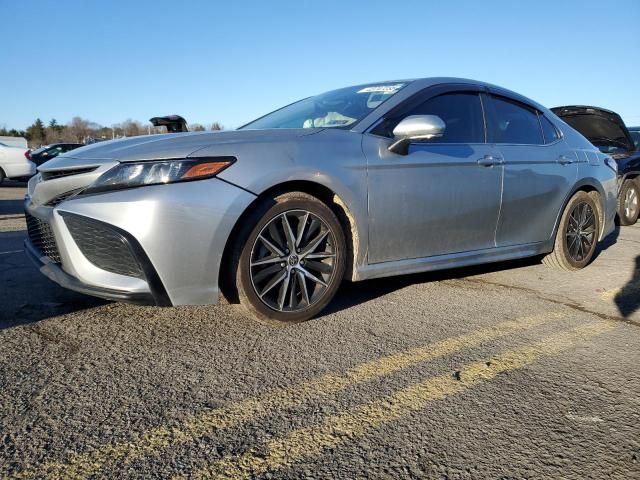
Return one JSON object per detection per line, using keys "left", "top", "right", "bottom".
{"left": 405, "top": 92, "right": 485, "bottom": 144}
{"left": 488, "top": 95, "right": 544, "bottom": 145}
{"left": 539, "top": 115, "right": 560, "bottom": 144}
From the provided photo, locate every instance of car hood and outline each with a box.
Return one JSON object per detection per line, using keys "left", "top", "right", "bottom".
{"left": 40, "top": 129, "right": 322, "bottom": 169}
{"left": 551, "top": 105, "right": 635, "bottom": 154}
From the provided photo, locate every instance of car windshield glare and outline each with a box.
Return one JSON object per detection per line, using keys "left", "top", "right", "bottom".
{"left": 31, "top": 146, "right": 51, "bottom": 154}
{"left": 240, "top": 82, "right": 407, "bottom": 130}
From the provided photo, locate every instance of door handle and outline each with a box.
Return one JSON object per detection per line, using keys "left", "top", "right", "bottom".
{"left": 557, "top": 155, "right": 575, "bottom": 165}
{"left": 477, "top": 155, "right": 503, "bottom": 167}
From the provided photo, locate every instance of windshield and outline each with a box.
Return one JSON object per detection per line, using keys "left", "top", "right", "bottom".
{"left": 31, "top": 145, "right": 51, "bottom": 154}
{"left": 240, "top": 82, "right": 407, "bottom": 130}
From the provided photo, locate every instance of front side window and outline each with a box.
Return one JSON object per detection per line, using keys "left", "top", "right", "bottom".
{"left": 539, "top": 114, "right": 560, "bottom": 144}
{"left": 240, "top": 82, "right": 407, "bottom": 130}
{"left": 373, "top": 92, "right": 485, "bottom": 143}
{"left": 488, "top": 95, "right": 544, "bottom": 145}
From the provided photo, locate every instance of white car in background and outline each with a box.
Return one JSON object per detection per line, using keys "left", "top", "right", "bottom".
{"left": 0, "top": 142, "right": 36, "bottom": 183}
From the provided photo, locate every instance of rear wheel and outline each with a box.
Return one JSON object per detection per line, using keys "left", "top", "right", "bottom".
{"left": 617, "top": 179, "right": 639, "bottom": 226}
{"left": 543, "top": 191, "right": 600, "bottom": 271}
{"left": 233, "top": 192, "right": 346, "bottom": 324}
{"left": 0, "top": 169, "right": 5, "bottom": 185}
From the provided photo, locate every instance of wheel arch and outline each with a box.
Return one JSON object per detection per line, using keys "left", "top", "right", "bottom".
{"left": 219, "top": 179, "right": 361, "bottom": 302}
{"left": 551, "top": 179, "right": 607, "bottom": 242}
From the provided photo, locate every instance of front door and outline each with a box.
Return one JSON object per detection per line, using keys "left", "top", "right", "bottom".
{"left": 364, "top": 90, "right": 503, "bottom": 264}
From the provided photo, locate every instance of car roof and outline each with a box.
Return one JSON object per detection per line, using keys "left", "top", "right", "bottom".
{"left": 349, "top": 77, "right": 552, "bottom": 134}
{"left": 346, "top": 77, "right": 543, "bottom": 104}
{"left": 407, "top": 77, "right": 549, "bottom": 112}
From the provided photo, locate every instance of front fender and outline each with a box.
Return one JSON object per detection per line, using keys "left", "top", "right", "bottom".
{"left": 197, "top": 129, "right": 370, "bottom": 275}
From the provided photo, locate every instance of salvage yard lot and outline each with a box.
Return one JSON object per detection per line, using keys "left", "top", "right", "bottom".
{"left": 1, "top": 181, "right": 639, "bottom": 479}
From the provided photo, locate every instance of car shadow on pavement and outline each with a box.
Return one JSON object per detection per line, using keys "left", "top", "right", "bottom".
{"left": 614, "top": 255, "right": 640, "bottom": 318}
{"left": 0, "top": 229, "right": 106, "bottom": 330}
{"left": 323, "top": 256, "right": 541, "bottom": 318}
{"left": 0, "top": 198, "right": 25, "bottom": 215}
{"left": 592, "top": 224, "right": 620, "bottom": 261}
{"left": 324, "top": 225, "right": 623, "bottom": 319}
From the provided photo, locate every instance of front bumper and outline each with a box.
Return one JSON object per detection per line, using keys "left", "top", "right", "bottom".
{"left": 24, "top": 178, "right": 256, "bottom": 306}
{"left": 25, "top": 240, "right": 156, "bottom": 304}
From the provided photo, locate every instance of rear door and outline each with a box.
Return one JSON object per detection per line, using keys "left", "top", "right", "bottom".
{"left": 484, "top": 93, "right": 578, "bottom": 246}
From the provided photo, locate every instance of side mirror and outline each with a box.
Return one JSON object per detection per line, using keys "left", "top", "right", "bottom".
{"left": 388, "top": 115, "right": 446, "bottom": 155}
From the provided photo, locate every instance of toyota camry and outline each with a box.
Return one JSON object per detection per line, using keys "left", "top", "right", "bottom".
{"left": 25, "top": 78, "right": 618, "bottom": 323}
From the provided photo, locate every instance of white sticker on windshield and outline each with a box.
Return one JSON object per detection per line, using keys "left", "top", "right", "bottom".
{"left": 357, "top": 83, "right": 405, "bottom": 94}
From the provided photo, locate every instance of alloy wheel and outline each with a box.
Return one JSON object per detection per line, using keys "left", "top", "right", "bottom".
{"left": 624, "top": 186, "right": 639, "bottom": 220}
{"left": 565, "top": 202, "right": 596, "bottom": 262}
{"left": 249, "top": 209, "right": 337, "bottom": 312}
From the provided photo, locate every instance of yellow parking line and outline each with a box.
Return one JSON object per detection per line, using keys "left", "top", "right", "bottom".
{"left": 601, "top": 287, "right": 621, "bottom": 300}
{"left": 13, "top": 311, "right": 564, "bottom": 480}
{"left": 186, "top": 321, "right": 613, "bottom": 480}
{"left": 601, "top": 280, "right": 640, "bottom": 301}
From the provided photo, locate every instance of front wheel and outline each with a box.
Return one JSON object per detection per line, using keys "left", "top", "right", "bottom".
{"left": 234, "top": 192, "right": 346, "bottom": 324}
{"left": 543, "top": 191, "right": 600, "bottom": 271}
{"left": 617, "top": 179, "right": 639, "bottom": 226}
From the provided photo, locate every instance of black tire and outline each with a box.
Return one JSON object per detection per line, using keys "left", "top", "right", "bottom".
{"left": 232, "top": 192, "right": 346, "bottom": 324}
{"left": 0, "top": 168, "right": 5, "bottom": 185}
{"left": 543, "top": 191, "right": 600, "bottom": 271}
{"left": 617, "top": 179, "right": 639, "bottom": 226}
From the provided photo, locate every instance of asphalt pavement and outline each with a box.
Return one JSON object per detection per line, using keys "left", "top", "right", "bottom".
{"left": 1, "top": 181, "right": 639, "bottom": 479}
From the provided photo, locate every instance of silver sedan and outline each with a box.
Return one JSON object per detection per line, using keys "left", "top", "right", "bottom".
{"left": 25, "top": 78, "right": 618, "bottom": 322}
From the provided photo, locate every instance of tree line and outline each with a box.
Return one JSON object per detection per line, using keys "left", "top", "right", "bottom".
{"left": 0, "top": 118, "right": 224, "bottom": 148}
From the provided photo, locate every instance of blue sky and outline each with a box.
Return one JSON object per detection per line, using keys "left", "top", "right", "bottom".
{"left": 2, "top": 0, "right": 639, "bottom": 130}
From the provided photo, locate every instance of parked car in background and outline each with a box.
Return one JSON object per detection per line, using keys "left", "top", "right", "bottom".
{"left": 552, "top": 106, "right": 640, "bottom": 226}
{"left": 0, "top": 142, "right": 35, "bottom": 183}
{"left": 149, "top": 115, "right": 188, "bottom": 133}
{"left": 25, "top": 78, "right": 617, "bottom": 322}
{"left": 629, "top": 126, "right": 640, "bottom": 150}
{"left": 0, "top": 136, "right": 28, "bottom": 149}
{"left": 28, "top": 143, "right": 83, "bottom": 166}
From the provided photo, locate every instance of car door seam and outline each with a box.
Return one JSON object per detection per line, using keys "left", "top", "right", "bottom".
{"left": 493, "top": 150, "right": 505, "bottom": 248}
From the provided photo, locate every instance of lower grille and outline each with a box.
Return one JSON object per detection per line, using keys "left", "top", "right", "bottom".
{"left": 25, "top": 213, "right": 62, "bottom": 263}
{"left": 62, "top": 214, "right": 144, "bottom": 279}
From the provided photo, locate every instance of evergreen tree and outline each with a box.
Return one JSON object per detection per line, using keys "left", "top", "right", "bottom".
{"left": 26, "top": 118, "right": 47, "bottom": 146}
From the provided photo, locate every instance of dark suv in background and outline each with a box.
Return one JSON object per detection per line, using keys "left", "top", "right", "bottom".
{"left": 552, "top": 106, "right": 640, "bottom": 226}
{"left": 629, "top": 126, "right": 640, "bottom": 150}
{"left": 28, "top": 143, "right": 83, "bottom": 166}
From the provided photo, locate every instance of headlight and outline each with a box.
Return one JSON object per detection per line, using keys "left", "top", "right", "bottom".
{"left": 81, "top": 157, "right": 235, "bottom": 195}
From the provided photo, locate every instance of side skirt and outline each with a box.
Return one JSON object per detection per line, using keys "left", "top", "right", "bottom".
{"left": 355, "top": 241, "right": 553, "bottom": 282}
